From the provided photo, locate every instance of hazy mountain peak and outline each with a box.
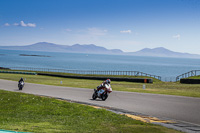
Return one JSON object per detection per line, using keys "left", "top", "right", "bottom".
{"left": 28, "top": 42, "right": 60, "bottom": 47}
{"left": 153, "top": 47, "right": 173, "bottom": 52}
{"left": 154, "top": 47, "right": 166, "bottom": 49}
{"left": 72, "top": 44, "right": 81, "bottom": 46}
{"left": 140, "top": 48, "right": 151, "bottom": 51}
{"left": 130, "top": 47, "right": 200, "bottom": 58}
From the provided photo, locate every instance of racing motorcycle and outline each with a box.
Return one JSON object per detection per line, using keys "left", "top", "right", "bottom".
{"left": 18, "top": 81, "right": 25, "bottom": 90}
{"left": 92, "top": 84, "right": 112, "bottom": 101}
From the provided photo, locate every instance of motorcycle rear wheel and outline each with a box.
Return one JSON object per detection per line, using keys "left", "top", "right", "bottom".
{"left": 101, "top": 93, "right": 108, "bottom": 101}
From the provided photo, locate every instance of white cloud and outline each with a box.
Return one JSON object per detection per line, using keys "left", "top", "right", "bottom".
{"left": 20, "top": 21, "right": 27, "bottom": 27}
{"left": 88, "top": 28, "right": 107, "bottom": 36}
{"left": 13, "top": 21, "right": 36, "bottom": 27}
{"left": 173, "top": 34, "right": 181, "bottom": 40}
{"left": 120, "top": 30, "right": 132, "bottom": 34}
{"left": 26, "top": 23, "right": 36, "bottom": 27}
{"left": 68, "top": 28, "right": 108, "bottom": 45}
{"left": 13, "top": 23, "right": 19, "bottom": 26}
{"left": 66, "top": 29, "right": 72, "bottom": 32}
{"left": 4, "top": 23, "right": 10, "bottom": 26}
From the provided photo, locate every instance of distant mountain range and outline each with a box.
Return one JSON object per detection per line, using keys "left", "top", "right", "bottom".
{"left": 0, "top": 42, "right": 200, "bottom": 58}
{"left": 0, "top": 42, "right": 123, "bottom": 54}
{"left": 127, "top": 47, "right": 200, "bottom": 58}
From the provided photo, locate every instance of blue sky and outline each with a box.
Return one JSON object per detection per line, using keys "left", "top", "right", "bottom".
{"left": 0, "top": 0, "right": 200, "bottom": 54}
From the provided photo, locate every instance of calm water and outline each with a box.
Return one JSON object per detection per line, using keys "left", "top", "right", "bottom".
{"left": 0, "top": 49, "right": 200, "bottom": 81}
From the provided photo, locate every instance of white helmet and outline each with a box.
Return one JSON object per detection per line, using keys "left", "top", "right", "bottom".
{"left": 106, "top": 79, "right": 111, "bottom": 84}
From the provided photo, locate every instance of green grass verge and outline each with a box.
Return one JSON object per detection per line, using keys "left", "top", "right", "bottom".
{"left": 0, "top": 72, "right": 200, "bottom": 98}
{"left": 0, "top": 89, "right": 180, "bottom": 133}
{"left": 187, "top": 75, "right": 200, "bottom": 79}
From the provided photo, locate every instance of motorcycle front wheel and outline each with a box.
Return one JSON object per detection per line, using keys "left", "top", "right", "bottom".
{"left": 19, "top": 86, "right": 22, "bottom": 90}
{"left": 92, "top": 93, "right": 97, "bottom": 100}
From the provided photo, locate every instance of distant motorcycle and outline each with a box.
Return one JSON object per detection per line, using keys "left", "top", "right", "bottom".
{"left": 92, "top": 84, "right": 112, "bottom": 101}
{"left": 18, "top": 81, "right": 25, "bottom": 90}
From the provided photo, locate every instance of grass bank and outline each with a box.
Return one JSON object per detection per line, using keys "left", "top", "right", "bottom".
{"left": 0, "top": 72, "right": 200, "bottom": 98}
{"left": 187, "top": 75, "right": 200, "bottom": 79}
{"left": 0, "top": 90, "right": 180, "bottom": 133}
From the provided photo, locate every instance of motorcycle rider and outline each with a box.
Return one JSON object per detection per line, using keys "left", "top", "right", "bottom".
{"left": 18, "top": 77, "right": 24, "bottom": 86}
{"left": 19, "top": 77, "right": 24, "bottom": 83}
{"left": 96, "top": 79, "right": 111, "bottom": 96}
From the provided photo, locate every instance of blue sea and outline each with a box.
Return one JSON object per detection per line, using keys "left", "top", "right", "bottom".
{"left": 0, "top": 49, "right": 200, "bottom": 81}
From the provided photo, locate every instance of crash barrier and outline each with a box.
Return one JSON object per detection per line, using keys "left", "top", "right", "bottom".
{"left": 0, "top": 71, "right": 37, "bottom": 75}
{"left": 38, "top": 73, "right": 153, "bottom": 83}
{"left": 176, "top": 70, "right": 200, "bottom": 81}
{"left": 8, "top": 67, "right": 161, "bottom": 80}
{"left": 180, "top": 79, "right": 200, "bottom": 84}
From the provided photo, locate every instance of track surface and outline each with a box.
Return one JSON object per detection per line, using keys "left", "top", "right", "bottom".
{"left": 0, "top": 79, "right": 200, "bottom": 126}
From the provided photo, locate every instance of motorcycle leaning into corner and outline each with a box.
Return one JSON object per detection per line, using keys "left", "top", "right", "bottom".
{"left": 92, "top": 84, "right": 112, "bottom": 101}
{"left": 18, "top": 78, "right": 25, "bottom": 90}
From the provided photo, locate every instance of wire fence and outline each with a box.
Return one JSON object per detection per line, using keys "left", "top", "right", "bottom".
{"left": 8, "top": 67, "right": 162, "bottom": 80}
{"left": 176, "top": 70, "right": 200, "bottom": 81}
{"left": 4, "top": 67, "right": 200, "bottom": 82}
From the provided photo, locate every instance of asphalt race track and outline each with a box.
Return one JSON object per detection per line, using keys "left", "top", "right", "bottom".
{"left": 0, "top": 79, "right": 200, "bottom": 127}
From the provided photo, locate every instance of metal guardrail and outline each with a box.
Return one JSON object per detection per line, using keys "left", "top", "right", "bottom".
{"left": 176, "top": 70, "right": 200, "bottom": 81}
{"left": 7, "top": 67, "right": 162, "bottom": 80}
